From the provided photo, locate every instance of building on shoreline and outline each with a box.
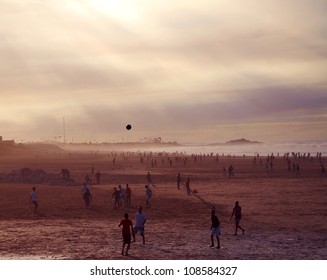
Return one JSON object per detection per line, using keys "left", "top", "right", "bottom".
{"left": 0, "top": 136, "right": 15, "bottom": 145}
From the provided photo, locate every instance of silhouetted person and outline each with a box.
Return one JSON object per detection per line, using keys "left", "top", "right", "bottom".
{"left": 177, "top": 173, "right": 181, "bottom": 190}
{"left": 30, "top": 186, "right": 38, "bottom": 212}
{"left": 125, "top": 184, "right": 132, "bottom": 205}
{"left": 95, "top": 171, "right": 101, "bottom": 184}
{"left": 210, "top": 209, "right": 220, "bottom": 249}
{"left": 118, "top": 213, "right": 133, "bottom": 256}
{"left": 230, "top": 201, "right": 245, "bottom": 235}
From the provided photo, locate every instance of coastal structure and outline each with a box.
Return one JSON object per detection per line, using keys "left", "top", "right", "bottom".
{"left": 0, "top": 136, "right": 15, "bottom": 145}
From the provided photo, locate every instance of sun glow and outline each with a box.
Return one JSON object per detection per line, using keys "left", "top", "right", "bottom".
{"left": 89, "top": 0, "right": 139, "bottom": 22}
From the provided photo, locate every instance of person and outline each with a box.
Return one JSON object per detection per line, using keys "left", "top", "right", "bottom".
{"left": 321, "top": 163, "right": 326, "bottom": 176}
{"left": 177, "top": 173, "right": 181, "bottom": 190}
{"left": 228, "top": 164, "right": 234, "bottom": 178}
{"left": 295, "top": 163, "right": 301, "bottom": 178}
{"left": 30, "top": 186, "right": 38, "bottom": 212}
{"left": 95, "top": 171, "right": 101, "bottom": 185}
{"left": 85, "top": 174, "right": 92, "bottom": 185}
{"left": 230, "top": 201, "right": 245, "bottom": 235}
{"left": 183, "top": 177, "right": 191, "bottom": 195}
{"left": 133, "top": 206, "right": 147, "bottom": 244}
{"left": 112, "top": 187, "right": 120, "bottom": 209}
{"left": 125, "top": 184, "right": 132, "bottom": 205}
{"left": 146, "top": 172, "right": 155, "bottom": 187}
{"left": 118, "top": 212, "right": 134, "bottom": 256}
{"left": 119, "top": 185, "right": 126, "bottom": 207}
{"left": 210, "top": 209, "right": 220, "bottom": 249}
{"left": 81, "top": 183, "right": 89, "bottom": 195}
{"left": 145, "top": 185, "right": 152, "bottom": 208}
{"left": 83, "top": 187, "right": 92, "bottom": 207}
{"left": 222, "top": 167, "right": 227, "bottom": 177}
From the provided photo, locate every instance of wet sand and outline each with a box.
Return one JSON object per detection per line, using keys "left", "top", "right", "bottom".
{"left": 0, "top": 148, "right": 326, "bottom": 259}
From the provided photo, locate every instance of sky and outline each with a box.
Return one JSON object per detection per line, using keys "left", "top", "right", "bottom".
{"left": 1, "top": 0, "right": 326, "bottom": 144}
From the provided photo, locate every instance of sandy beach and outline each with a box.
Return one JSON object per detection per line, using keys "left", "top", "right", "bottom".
{"left": 0, "top": 145, "right": 326, "bottom": 260}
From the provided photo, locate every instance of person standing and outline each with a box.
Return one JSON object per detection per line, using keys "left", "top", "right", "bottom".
{"left": 30, "top": 186, "right": 38, "bottom": 212}
{"left": 146, "top": 172, "right": 155, "bottom": 187}
{"left": 83, "top": 187, "right": 92, "bottom": 207}
{"left": 133, "top": 206, "right": 147, "bottom": 244}
{"left": 125, "top": 184, "right": 132, "bottom": 206}
{"left": 183, "top": 177, "right": 191, "bottom": 195}
{"left": 118, "top": 213, "right": 134, "bottom": 256}
{"left": 119, "top": 185, "right": 126, "bottom": 207}
{"left": 81, "top": 182, "right": 89, "bottom": 195}
{"left": 95, "top": 171, "right": 101, "bottom": 185}
{"left": 177, "top": 173, "right": 181, "bottom": 190}
{"left": 145, "top": 185, "right": 152, "bottom": 208}
{"left": 112, "top": 187, "right": 120, "bottom": 209}
{"left": 230, "top": 201, "right": 245, "bottom": 235}
{"left": 295, "top": 163, "right": 301, "bottom": 178}
{"left": 210, "top": 209, "right": 220, "bottom": 248}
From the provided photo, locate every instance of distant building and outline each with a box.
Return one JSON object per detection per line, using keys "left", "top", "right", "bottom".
{"left": 0, "top": 136, "right": 15, "bottom": 145}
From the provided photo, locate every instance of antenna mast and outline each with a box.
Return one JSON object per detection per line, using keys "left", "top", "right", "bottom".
{"left": 63, "top": 117, "right": 66, "bottom": 143}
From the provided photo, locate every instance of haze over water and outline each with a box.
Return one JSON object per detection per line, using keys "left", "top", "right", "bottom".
{"left": 103, "top": 140, "right": 327, "bottom": 156}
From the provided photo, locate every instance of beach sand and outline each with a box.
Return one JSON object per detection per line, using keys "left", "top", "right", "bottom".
{"left": 0, "top": 147, "right": 326, "bottom": 260}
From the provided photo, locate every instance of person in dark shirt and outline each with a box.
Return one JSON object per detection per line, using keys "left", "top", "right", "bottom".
{"left": 118, "top": 213, "right": 133, "bottom": 256}
{"left": 210, "top": 209, "right": 220, "bottom": 248}
{"left": 83, "top": 188, "right": 92, "bottom": 207}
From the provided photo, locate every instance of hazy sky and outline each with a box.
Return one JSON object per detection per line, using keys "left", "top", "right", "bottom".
{"left": 1, "top": 0, "right": 326, "bottom": 143}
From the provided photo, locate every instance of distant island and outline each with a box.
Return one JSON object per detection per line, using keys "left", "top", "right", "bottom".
{"left": 207, "top": 138, "right": 263, "bottom": 146}
{"left": 1, "top": 135, "right": 264, "bottom": 154}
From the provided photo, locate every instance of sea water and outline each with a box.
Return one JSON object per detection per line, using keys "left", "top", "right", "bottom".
{"left": 128, "top": 140, "right": 327, "bottom": 156}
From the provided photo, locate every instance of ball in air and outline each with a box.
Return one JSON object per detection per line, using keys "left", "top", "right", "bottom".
{"left": 126, "top": 124, "right": 132, "bottom": 130}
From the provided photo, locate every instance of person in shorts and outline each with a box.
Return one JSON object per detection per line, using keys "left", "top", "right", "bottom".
{"left": 133, "top": 206, "right": 147, "bottom": 244}
{"left": 230, "top": 201, "right": 245, "bottom": 235}
{"left": 210, "top": 209, "right": 220, "bottom": 248}
{"left": 118, "top": 213, "right": 134, "bottom": 256}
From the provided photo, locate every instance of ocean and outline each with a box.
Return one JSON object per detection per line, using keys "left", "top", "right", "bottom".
{"left": 127, "top": 140, "right": 327, "bottom": 156}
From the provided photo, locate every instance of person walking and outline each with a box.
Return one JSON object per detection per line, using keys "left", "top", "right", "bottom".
{"left": 83, "top": 188, "right": 92, "bottom": 207}
{"left": 230, "top": 201, "right": 245, "bottom": 235}
{"left": 133, "top": 206, "right": 147, "bottom": 244}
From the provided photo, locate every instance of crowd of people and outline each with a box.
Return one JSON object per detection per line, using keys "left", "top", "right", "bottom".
{"left": 28, "top": 150, "right": 325, "bottom": 257}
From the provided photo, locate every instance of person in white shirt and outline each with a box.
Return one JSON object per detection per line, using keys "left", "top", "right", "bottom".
{"left": 133, "top": 206, "right": 147, "bottom": 244}
{"left": 30, "top": 186, "right": 38, "bottom": 212}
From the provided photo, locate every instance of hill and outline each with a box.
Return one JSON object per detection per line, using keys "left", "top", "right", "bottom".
{"left": 207, "top": 138, "right": 263, "bottom": 146}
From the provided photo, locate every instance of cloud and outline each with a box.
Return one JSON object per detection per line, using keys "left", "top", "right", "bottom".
{"left": 0, "top": 0, "right": 326, "bottom": 143}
